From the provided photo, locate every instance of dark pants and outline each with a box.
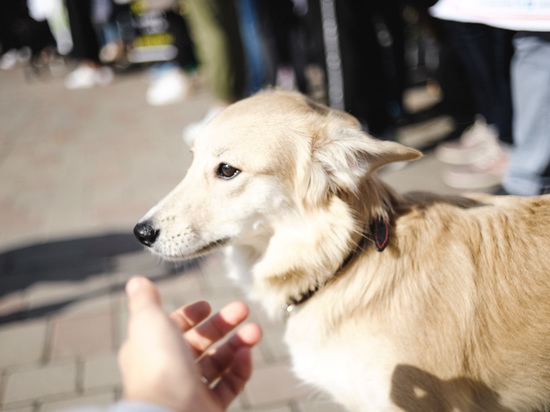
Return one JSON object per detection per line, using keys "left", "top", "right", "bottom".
{"left": 334, "top": 0, "right": 407, "bottom": 135}
{"left": 64, "top": 0, "right": 100, "bottom": 63}
{"left": 441, "top": 20, "right": 514, "bottom": 144}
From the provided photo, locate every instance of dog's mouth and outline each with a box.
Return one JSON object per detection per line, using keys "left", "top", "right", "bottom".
{"left": 194, "top": 237, "right": 231, "bottom": 256}
{"left": 159, "top": 237, "right": 232, "bottom": 261}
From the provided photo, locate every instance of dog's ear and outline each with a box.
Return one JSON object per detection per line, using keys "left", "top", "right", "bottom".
{"left": 304, "top": 114, "right": 421, "bottom": 203}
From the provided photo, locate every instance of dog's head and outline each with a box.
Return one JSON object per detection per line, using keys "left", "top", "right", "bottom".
{"left": 134, "top": 91, "right": 421, "bottom": 261}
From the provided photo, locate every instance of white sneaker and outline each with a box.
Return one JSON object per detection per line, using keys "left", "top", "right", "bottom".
{"left": 64, "top": 64, "right": 114, "bottom": 89}
{"left": 146, "top": 68, "right": 190, "bottom": 106}
{"left": 95, "top": 66, "right": 114, "bottom": 86}
{"left": 442, "top": 140, "right": 509, "bottom": 190}
{"left": 435, "top": 117, "right": 499, "bottom": 165}
{"left": 65, "top": 65, "right": 96, "bottom": 89}
{"left": 0, "top": 49, "right": 18, "bottom": 70}
{"left": 182, "top": 105, "right": 226, "bottom": 146}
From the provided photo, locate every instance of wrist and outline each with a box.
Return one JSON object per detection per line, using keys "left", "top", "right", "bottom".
{"left": 123, "top": 383, "right": 203, "bottom": 412}
{"left": 112, "top": 401, "right": 178, "bottom": 412}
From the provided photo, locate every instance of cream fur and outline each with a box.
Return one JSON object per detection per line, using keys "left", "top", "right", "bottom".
{"left": 137, "top": 90, "right": 550, "bottom": 411}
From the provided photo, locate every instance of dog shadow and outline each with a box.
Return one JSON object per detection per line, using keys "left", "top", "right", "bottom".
{"left": 390, "top": 364, "right": 516, "bottom": 412}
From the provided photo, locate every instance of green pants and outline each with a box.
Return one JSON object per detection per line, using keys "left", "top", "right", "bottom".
{"left": 184, "top": 0, "right": 246, "bottom": 102}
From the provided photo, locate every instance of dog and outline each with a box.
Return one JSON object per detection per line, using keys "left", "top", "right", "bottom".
{"left": 134, "top": 90, "right": 550, "bottom": 411}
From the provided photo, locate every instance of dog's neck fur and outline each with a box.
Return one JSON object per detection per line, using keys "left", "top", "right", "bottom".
{"left": 229, "top": 174, "right": 400, "bottom": 319}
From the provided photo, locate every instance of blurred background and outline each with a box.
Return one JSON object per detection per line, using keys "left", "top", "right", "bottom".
{"left": 0, "top": 0, "right": 498, "bottom": 411}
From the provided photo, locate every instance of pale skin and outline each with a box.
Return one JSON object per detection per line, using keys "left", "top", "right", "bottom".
{"left": 119, "top": 276, "right": 263, "bottom": 412}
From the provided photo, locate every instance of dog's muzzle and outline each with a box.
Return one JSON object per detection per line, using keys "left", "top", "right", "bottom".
{"left": 134, "top": 221, "right": 159, "bottom": 247}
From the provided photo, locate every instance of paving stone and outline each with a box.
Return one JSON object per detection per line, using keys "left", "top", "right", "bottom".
{"left": 113, "top": 293, "right": 129, "bottom": 348}
{"left": 39, "top": 390, "right": 116, "bottom": 412}
{"left": 49, "top": 313, "right": 114, "bottom": 359}
{"left": 1, "top": 406, "right": 34, "bottom": 412}
{"left": 154, "top": 268, "right": 203, "bottom": 300}
{"left": 379, "top": 154, "right": 463, "bottom": 196}
{"left": 111, "top": 251, "right": 168, "bottom": 278}
{"left": 25, "top": 281, "right": 106, "bottom": 311}
{"left": 54, "top": 294, "right": 113, "bottom": 320}
{"left": 82, "top": 352, "right": 121, "bottom": 391}
{"left": 0, "top": 320, "right": 47, "bottom": 368}
{"left": 2, "top": 361, "right": 77, "bottom": 405}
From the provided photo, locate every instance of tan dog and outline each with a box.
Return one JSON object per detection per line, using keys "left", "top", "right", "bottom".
{"left": 134, "top": 90, "right": 550, "bottom": 411}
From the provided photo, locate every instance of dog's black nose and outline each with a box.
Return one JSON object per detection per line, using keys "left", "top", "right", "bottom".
{"left": 133, "top": 221, "right": 159, "bottom": 247}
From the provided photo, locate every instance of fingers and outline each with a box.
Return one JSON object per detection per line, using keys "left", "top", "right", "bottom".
{"left": 126, "top": 276, "right": 161, "bottom": 314}
{"left": 198, "top": 322, "right": 262, "bottom": 383}
{"left": 211, "top": 348, "right": 254, "bottom": 410}
{"left": 184, "top": 301, "right": 251, "bottom": 358}
{"left": 169, "top": 301, "right": 212, "bottom": 333}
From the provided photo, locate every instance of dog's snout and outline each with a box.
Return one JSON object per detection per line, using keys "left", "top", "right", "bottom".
{"left": 133, "top": 221, "right": 159, "bottom": 247}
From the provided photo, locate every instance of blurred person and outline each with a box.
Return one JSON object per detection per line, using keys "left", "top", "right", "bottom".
{"left": 130, "top": 1, "right": 199, "bottom": 106}
{"left": 27, "top": 0, "right": 73, "bottom": 57}
{"left": 503, "top": 31, "right": 550, "bottom": 195}
{"left": 0, "top": 0, "right": 58, "bottom": 72}
{"left": 0, "top": 0, "right": 28, "bottom": 70}
{"left": 93, "top": 0, "right": 124, "bottom": 64}
{"left": 69, "top": 276, "right": 262, "bottom": 412}
{"left": 331, "top": 0, "right": 409, "bottom": 138}
{"left": 235, "top": 0, "right": 265, "bottom": 95}
{"left": 430, "top": 0, "right": 550, "bottom": 195}
{"left": 182, "top": 0, "right": 246, "bottom": 146}
{"left": 255, "top": 0, "right": 326, "bottom": 99}
{"left": 430, "top": 2, "right": 514, "bottom": 190}
{"left": 63, "top": 0, "right": 114, "bottom": 89}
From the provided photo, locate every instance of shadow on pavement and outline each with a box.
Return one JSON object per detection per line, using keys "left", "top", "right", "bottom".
{"left": 0, "top": 233, "right": 198, "bottom": 324}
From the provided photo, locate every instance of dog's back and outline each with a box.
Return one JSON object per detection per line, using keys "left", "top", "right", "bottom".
{"left": 287, "top": 191, "right": 550, "bottom": 412}
{"left": 395, "top": 192, "right": 550, "bottom": 401}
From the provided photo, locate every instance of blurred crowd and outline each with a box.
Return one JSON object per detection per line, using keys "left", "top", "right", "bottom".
{"left": 1, "top": 0, "right": 549, "bottom": 195}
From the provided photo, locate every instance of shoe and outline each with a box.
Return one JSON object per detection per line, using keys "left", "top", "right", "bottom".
{"left": 64, "top": 65, "right": 96, "bottom": 89}
{"left": 94, "top": 66, "right": 114, "bottom": 86}
{"left": 0, "top": 49, "right": 18, "bottom": 70}
{"left": 99, "top": 42, "right": 122, "bottom": 63}
{"left": 146, "top": 68, "right": 189, "bottom": 106}
{"left": 435, "top": 117, "right": 498, "bottom": 165}
{"left": 442, "top": 143, "right": 509, "bottom": 190}
{"left": 493, "top": 186, "right": 511, "bottom": 196}
{"left": 182, "top": 105, "right": 226, "bottom": 146}
{"left": 64, "top": 64, "right": 113, "bottom": 89}
{"left": 276, "top": 66, "right": 296, "bottom": 91}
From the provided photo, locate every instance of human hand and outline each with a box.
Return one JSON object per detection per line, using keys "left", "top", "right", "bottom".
{"left": 119, "top": 276, "right": 262, "bottom": 412}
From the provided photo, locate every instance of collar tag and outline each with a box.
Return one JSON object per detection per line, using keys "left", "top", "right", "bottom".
{"left": 371, "top": 217, "right": 390, "bottom": 252}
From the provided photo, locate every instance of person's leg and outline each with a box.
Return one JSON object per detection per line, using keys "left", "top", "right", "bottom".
{"left": 64, "top": 0, "right": 100, "bottom": 62}
{"left": 503, "top": 33, "right": 550, "bottom": 196}
{"left": 185, "top": 0, "right": 245, "bottom": 103}
{"left": 442, "top": 21, "right": 511, "bottom": 136}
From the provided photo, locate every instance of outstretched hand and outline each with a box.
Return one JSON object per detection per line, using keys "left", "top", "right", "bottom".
{"left": 119, "top": 276, "right": 262, "bottom": 412}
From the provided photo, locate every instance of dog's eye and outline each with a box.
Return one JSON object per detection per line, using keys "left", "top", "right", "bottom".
{"left": 217, "top": 163, "right": 240, "bottom": 179}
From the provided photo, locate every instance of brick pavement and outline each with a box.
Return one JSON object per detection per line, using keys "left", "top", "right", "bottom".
{"left": 0, "top": 64, "right": 465, "bottom": 412}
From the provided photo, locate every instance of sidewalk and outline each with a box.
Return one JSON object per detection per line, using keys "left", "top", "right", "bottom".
{"left": 0, "top": 65, "right": 462, "bottom": 412}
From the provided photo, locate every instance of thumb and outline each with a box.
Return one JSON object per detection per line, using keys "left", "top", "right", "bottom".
{"left": 126, "top": 276, "right": 161, "bottom": 314}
